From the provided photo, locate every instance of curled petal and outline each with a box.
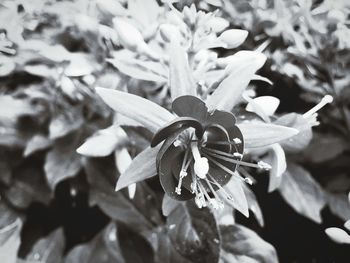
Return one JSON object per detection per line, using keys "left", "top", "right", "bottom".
{"left": 172, "top": 95, "right": 208, "bottom": 122}
{"left": 151, "top": 117, "right": 203, "bottom": 147}
{"left": 159, "top": 145, "right": 194, "bottom": 200}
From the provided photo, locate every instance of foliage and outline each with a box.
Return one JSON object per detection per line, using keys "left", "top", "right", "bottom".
{"left": 0, "top": 0, "right": 349, "bottom": 262}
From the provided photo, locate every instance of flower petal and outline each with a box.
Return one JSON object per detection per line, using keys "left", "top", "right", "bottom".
{"left": 159, "top": 145, "right": 194, "bottom": 200}
{"left": 172, "top": 95, "right": 208, "bottom": 122}
{"left": 206, "top": 110, "right": 236, "bottom": 129}
{"left": 151, "top": 117, "right": 203, "bottom": 147}
{"left": 96, "top": 87, "right": 174, "bottom": 133}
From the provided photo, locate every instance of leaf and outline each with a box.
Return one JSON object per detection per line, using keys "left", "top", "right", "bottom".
{"left": 24, "top": 135, "right": 52, "bottom": 157}
{"left": 242, "top": 185, "right": 264, "bottom": 227}
{"left": 169, "top": 40, "right": 197, "bottom": 100}
{"left": 246, "top": 96, "right": 280, "bottom": 117}
{"left": 327, "top": 193, "right": 350, "bottom": 221}
{"left": 278, "top": 163, "right": 326, "bottom": 223}
{"left": 49, "top": 107, "right": 84, "bottom": 140}
{"left": 64, "top": 53, "right": 95, "bottom": 77}
{"left": 128, "top": 0, "right": 160, "bottom": 26}
{"left": 117, "top": 223, "right": 155, "bottom": 263}
{"left": 220, "top": 224, "right": 278, "bottom": 263}
{"left": 0, "top": 55, "right": 16, "bottom": 77}
{"left": 77, "top": 125, "right": 127, "bottom": 157}
{"left": 65, "top": 223, "right": 125, "bottom": 263}
{"left": 0, "top": 218, "right": 22, "bottom": 263}
{"left": 116, "top": 145, "right": 160, "bottom": 191}
{"left": 44, "top": 132, "right": 82, "bottom": 190}
{"left": 267, "top": 144, "right": 286, "bottom": 192}
{"left": 85, "top": 158, "right": 162, "bottom": 233}
{"left": 107, "top": 58, "right": 167, "bottom": 82}
{"left": 325, "top": 227, "right": 350, "bottom": 244}
{"left": 206, "top": 51, "right": 266, "bottom": 112}
{"left": 274, "top": 113, "right": 313, "bottom": 153}
{"left": 96, "top": 87, "right": 174, "bottom": 133}
{"left": 162, "top": 194, "right": 180, "bottom": 217}
{"left": 238, "top": 122, "right": 299, "bottom": 148}
{"left": 145, "top": 226, "right": 191, "bottom": 263}
{"left": 24, "top": 228, "right": 65, "bottom": 263}
{"left": 2, "top": 163, "right": 52, "bottom": 208}
{"left": 303, "top": 135, "right": 348, "bottom": 163}
{"left": 167, "top": 202, "right": 220, "bottom": 263}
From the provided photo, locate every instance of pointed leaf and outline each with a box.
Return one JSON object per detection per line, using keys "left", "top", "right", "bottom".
{"left": 161, "top": 194, "right": 180, "bottom": 217}
{"left": 77, "top": 125, "right": 127, "bottom": 157}
{"left": 25, "top": 228, "right": 65, "bottom": 263}
{"left": 169, "top": 40, "right": 197, "bottom": 100}
{"left": 206, "top": 51, "right": 266, "bottom": 111}
{"left": 85, "top": 158, "right": 162, "bottom": 232}
{"left": 220, "top": 224, "right": 278, "bottom": 263}
{"left": 167, "top": 202, "right": 220, "bottom": 263}
{"left": 325, "top": 227, "right": 350, "bottom": 244}
{"left": 115, "top": 145, "right": 160, "bottom": 191}
{"left": 278, "top": 163, "right": 326, "bottom": 223}
{"left": 238, "top": 122, "right": 299, "bottom": 148}
{"left": 96, "top": 87, "right": 174, "bottom": 133}
{"left": 107, "top": 58, "right": 167, "bottom": 82}
{"left": 45, "top": 132, "right": 82, "bottom": 189}
{"left": 0, "top": 219, "right": 22, "bottom": 263}
{"left": 66, "top": 223, "right": 125, "bottom": 263}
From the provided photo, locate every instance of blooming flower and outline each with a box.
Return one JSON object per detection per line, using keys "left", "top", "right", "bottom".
{"left": 151, "top": 95, "right": 246, "bottom": 208}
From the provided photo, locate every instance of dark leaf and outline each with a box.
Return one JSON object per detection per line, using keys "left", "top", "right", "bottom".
{"left": 167, "top": 202, "right": 220, "bottom": 263}
{"left": 44, "top": 132, "right": 82, "bottom": 190}
{"left": 24, "top": 228, "right": 65, "bottom": 263}
{"left": 278, "top": 163, "right": 326, "bottom": 223}
{"left": 220, "top": 224, "right": 278, "bottom": 263}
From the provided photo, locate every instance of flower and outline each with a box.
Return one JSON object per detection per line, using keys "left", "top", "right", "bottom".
{"left": 151, "top": 95, "right": 270, "bottom": 208}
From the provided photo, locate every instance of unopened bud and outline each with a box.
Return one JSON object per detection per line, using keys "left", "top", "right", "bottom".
{"left": 113, "top": 19, "right": 144, "bottom": 52}
{"left": 218, "top": 29, "right": 248, "bottom": 49}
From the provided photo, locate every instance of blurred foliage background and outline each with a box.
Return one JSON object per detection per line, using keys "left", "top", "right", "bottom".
{"left": 0, "top": 0, "right": 350, "bottom": 262}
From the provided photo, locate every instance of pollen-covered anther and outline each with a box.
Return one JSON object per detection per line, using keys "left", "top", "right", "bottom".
{"left": 233, "top": 138, "right": 242, "bottom": 144}
{"left": 257, "top": 160, "right": 272, "bottom": 170}
{"left": 173, "top": 139, "right": 182, "bottom": 147}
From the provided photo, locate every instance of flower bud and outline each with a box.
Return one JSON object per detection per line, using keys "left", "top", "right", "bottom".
{"left": 218, "top": 29, "right": 248, "bottom": 49}
{"left": 207, "top": 17, "right": 229, "bottom": 33}
{"left": 113, "top": 18, "right": 145, "bottom": 51}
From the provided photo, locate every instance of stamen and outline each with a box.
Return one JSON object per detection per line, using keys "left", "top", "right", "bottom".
{"left": 303, "top": 95, "right": 333, "bottom": 118}
{"left": 207, "top": 173, "right": 234, "bottom": 201}
{"left": 173, "top": 139, "right": 182, "bottom": 147}
{"left": 204, "top": 178, "right": 224, "bottom": 209}
{"left": 175, "top": 146, "right": 192, "bottom": 195}
{"left": 203, "top": 148, "right": 271, "bottom": 170}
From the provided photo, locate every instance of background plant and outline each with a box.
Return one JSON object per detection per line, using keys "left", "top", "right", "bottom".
{"left": 0, "top": 0, "right": 349, "bottom": 262}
